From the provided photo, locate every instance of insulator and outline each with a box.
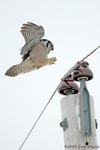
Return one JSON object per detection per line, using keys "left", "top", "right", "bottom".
{"left": 73, "top": 61, "right": 93, "bottom": 81}
{"left": 58, "top": 80, "right": 79, "bottom": 95}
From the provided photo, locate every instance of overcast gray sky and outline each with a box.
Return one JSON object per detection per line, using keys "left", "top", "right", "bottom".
{"left": 0, "top": 0, "right": 100, "bottom": 150}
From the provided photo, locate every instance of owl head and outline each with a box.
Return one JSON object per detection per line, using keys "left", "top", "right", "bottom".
{"left": 41, "top": 39, "right": 54, "bottom": 53}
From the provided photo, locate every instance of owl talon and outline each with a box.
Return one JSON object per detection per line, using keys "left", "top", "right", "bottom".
{"left": 49, "top": 57, "right": 57, "bottom": 64}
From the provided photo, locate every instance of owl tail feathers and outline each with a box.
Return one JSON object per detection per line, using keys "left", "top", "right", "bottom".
{"left": 5, "top": 59, "right": 36, "bottom": 77}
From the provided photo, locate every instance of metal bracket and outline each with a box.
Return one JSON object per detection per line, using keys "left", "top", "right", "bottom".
{"left": 60, "top": 118, "right": 68, "bottom": 131}
{"left": 95, "top": 119, "right": 98, "bottom": 129}
{"left": 80, "top": 78, "right": 92, "bottom": 136}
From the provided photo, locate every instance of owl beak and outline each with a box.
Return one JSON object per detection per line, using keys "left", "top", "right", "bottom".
{"left": 52, "top": 47, "right": 54, "bottom": 50}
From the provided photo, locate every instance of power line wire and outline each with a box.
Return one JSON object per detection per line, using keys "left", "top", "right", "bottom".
{"left": 19, "top": 45, "right": 100, "bottom": 150}
{"left": 19, "top": 82, "right": 61, "bottom": 150}
{"left": 62, "top": 45, "right": 100, "bottom": 80}
{"left": 81, "top": 45, "right": 100, "bottom": 62}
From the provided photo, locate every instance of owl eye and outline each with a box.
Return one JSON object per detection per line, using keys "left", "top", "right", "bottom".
{"left": 51, "top": 44, "right": 54, "bottom": 50}
{"left": 49, "top": 43, "right": 54, "bottom": 50}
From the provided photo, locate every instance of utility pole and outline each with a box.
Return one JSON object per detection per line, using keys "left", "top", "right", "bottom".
{"left": 58, "top": 61, "right": 98, "bottom": 150}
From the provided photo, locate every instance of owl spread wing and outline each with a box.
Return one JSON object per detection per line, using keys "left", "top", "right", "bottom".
{"left": 20, "top": 22, "right": 45, "bottom": 56}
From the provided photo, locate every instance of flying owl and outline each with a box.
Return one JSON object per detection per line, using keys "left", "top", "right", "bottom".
{"left": 5, "top": 22, "right": 57, "bottom": 77}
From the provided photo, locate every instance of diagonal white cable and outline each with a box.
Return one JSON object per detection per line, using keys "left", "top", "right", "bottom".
{"left": 19, "top": 82, "right": 61, "bottom": 150}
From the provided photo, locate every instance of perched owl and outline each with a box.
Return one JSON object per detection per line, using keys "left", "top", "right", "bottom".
{"left": 5, "top": 22, "right": 57, "bottom": 77}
